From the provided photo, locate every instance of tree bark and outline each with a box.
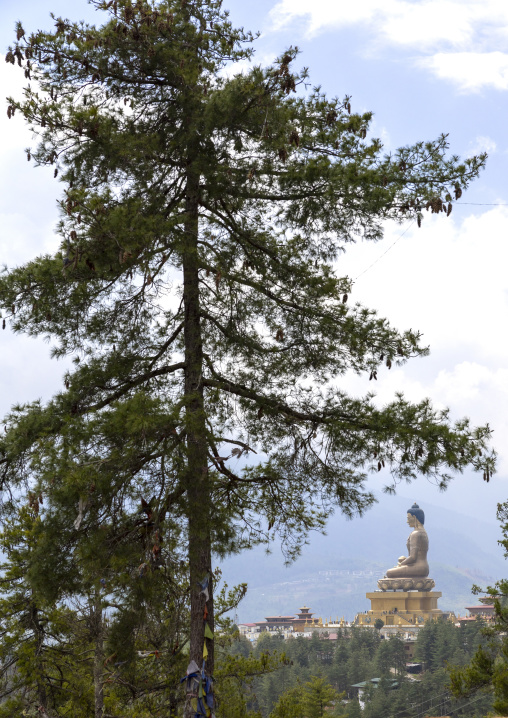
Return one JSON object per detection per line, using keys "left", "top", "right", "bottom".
{"left": 92, "top": 589, "right": 104, "bottom": 718}
{"left": 30, "top": 601, "right": 49, "bottom": 716}
{"left": 182, "top": 163, "right": 214, "bottom": 716}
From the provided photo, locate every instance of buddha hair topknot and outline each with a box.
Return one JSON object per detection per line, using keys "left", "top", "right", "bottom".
{"left": 408, "top": 503, "right": 425, "bottom": 526}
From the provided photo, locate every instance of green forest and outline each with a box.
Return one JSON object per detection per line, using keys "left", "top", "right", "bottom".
{"left": 223, "top": 620, "right": 493, "bottom": 718}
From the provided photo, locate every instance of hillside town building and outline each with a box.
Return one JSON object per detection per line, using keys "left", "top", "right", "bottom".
{"left": 238, "top": 607, "right": 348, "bottom": 641}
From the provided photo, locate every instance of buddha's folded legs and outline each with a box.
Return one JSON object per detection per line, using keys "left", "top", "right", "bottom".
{"left": 385, "top": 562, "right": 429, "bottom": 578}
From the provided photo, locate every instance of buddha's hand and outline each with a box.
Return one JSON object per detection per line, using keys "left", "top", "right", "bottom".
{"left": 397, "top": 556, "right": 406, "bottom": 564}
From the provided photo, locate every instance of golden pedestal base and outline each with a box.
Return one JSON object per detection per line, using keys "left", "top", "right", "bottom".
{"left": 357, "top": 591, "right": 442, "bottom": 627}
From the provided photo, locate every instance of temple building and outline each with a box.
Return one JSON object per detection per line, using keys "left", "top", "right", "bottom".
{"left": 456, "top": 598, "right": 495, "bottom": 625}
{"left": 292, "top": 606, "right": 321, "bottom": 631}
{"left": 254, "top": 615, "right": 297, "bottom": 632}
{"left": 238, "top": 607, "right": 349, "bottom": 640}
{"left": 253, "top": 606, "right": 320, "bottom": 633}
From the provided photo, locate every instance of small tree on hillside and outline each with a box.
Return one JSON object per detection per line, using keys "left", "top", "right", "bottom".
{"left": 270, "top": 677, "right": 341, "bottom": 718}
{"left": 0, "top": 506, "right": 82, "bottom": 716}
{"left": 269, "top": 685, "right": 305, "bottom": 718}
{"left": 0, "top": 499, "right": 192, "bottom": 716}
{"left": 301, "top": 676, "right": 341, "bottom": 718}
{"left": 345, "top": 700, "right": 362, "bottom": 718}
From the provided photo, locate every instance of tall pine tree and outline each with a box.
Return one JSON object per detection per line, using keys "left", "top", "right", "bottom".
{"left": 1, "top": 0, "right": 495, "bottom": 713}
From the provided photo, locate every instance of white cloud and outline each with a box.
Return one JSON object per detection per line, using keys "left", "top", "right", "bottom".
{"left": 420, "top": 51, "right": 508, "bottom": 91}
{"left": 395, "top": 362, "right": 508, "bottom": 475}
{"left": 269, "top": 0, "right": 508, "bottom": 46}
{"left": 468, "top": 135, "right": 497, "bottom": 155}
{"left": 0, "top": 331, "right": 70, "bottom": 419}
{"left": 380, "top": 1, "right": 479, "bottom": 48}
{"left": 270, "top": 0, "right": 392, "bottom": 37}
{"left": 434, "top": 362, "right": 508, "bottom": 404}
{"left": 433, "top": 363, "right": 508, "bottom": 474}
{"left": 339, "top": 206, "right": 508, "bottom": 472}
{"left": 268, "top": 0, "right": 508, "bottom": 90}
{"left": 0, "top": 64, "right": 36, "bottom": 159}
{"left": 344, "top": 207, "right": 508, "bottom": 362}
{"left": 0, "top": 62, "right": 72, "bottom": 270}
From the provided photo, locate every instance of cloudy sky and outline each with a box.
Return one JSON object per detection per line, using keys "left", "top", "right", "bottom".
{"left": 1, "top": 0, "right": 508, "bottom": 542}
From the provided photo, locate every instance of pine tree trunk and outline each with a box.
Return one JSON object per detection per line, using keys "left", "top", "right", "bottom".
{"left": 92, "top": 590, "right": 104, "bottom": 718}
{"left": 31, "top": 601, "right": 49, "bottom": 715}
{"left": 182, "top": 164, "right": 214, "bottom": 716}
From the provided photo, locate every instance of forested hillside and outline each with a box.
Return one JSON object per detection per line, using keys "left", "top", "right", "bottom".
{"left": 219, "top": 620, "right": 493, "bottom": 717}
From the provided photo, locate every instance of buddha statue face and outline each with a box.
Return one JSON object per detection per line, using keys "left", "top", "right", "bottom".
{"left": 407, "top": 512, "right": 423, "bottom": 529}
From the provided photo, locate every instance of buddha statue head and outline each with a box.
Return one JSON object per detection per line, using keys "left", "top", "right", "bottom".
{"left": 407, "top": 503, "right": 425, "bottom": 529}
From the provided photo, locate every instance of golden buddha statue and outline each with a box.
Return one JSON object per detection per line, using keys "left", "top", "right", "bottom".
{"left": 386, "top": 504, "right": 429, "bottom": 578}
{"left": 378, "top": 503, "right": 435, "bottom": 591}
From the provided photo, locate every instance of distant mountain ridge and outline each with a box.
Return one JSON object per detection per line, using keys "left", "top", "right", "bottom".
{"left": 219, "top": 495, "right": 506, "bottom": 622}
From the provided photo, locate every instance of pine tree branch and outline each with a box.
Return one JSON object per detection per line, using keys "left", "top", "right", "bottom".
{"left": 201, "top": 311, "right": 300, "bottom": 355}
{"left": 83, "top": 361, "right": 186, "bottom": 413}
{"left": 202, "top": 374, "right": 362, "bottom": 429}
